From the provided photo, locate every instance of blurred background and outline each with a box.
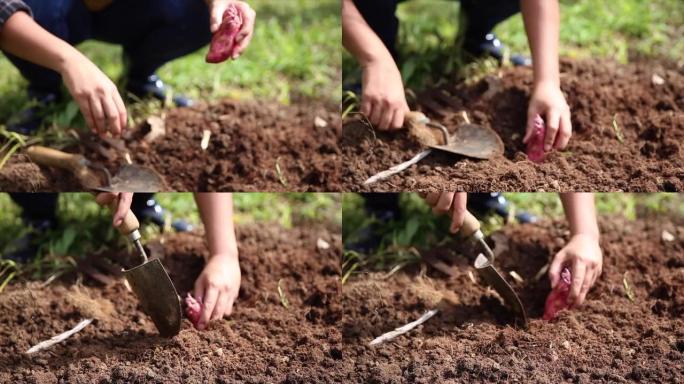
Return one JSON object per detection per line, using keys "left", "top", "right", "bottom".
{"left": 343, "top": 0, "right": 684, "bottom": 92}
{"left": 342, "top": 193, "right": 684, "bottom": 283}
{"left": 0, "top": 192, "right": 341, "bottom": 291}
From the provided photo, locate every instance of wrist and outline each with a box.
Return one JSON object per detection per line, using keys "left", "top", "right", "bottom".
{"left": 54, "top": 48, "right": 81, "bottom": 75}
{"left": 571, "top": 231, "right": 600, "bottom": 242}
{"left": 533, "top": 77, "right": 560, "bottom": 89}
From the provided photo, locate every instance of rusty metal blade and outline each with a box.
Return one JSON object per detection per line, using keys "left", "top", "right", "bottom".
{"left": 429, "top": 123, "right": 504, "bottom": 159}
{"left": 123, "top": 258, "right": 182, "bottom": 337}
{"left": 474, "top": 253, "right": 529, "bottom": 328}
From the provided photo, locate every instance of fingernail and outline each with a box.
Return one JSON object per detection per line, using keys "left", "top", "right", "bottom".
{"left": 115, "top": 219, "right": 122, "bottom": 226}
{"left": 544, "top": 144, "right": 551, "bottom": 151}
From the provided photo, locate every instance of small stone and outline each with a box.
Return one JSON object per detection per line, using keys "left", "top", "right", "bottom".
{"left": 651, "top": 74, "right": 665, "bottom": 85}
{"left": 661, "top": 230, "right": 675, "bottom": 242}
{"left": 214, "top": 348, "right": 224, "bottom": 357}
{"left": 314, "top": 116, "right": 328, "bottom": 128}
{"left": 317, "top": 238, "right": 330, "bottom": 250}
{"left": 562, "top": 340, "right": 571, "bottom": 350}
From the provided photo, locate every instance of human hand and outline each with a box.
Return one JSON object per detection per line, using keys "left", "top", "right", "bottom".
{"left": 523, "top": 81, "right": 571, "bottom": 151}
{"left": 58, "top": 52, "right": 127, "bottom": 139}
{"left": 549, "top": 233, "right": 602, "bottom": 307}
{"left": 193, "top": 253, "right": 241, "bottom": 330}
{"left": 94, "top": 192, "right": 134, "bottom": 228}
{"left": 207, "top": 0, "right": 256, "bottom": 59}
{"left": 422, "top": 192, "right": 468, "bottom": 233}
{"left": 360, "top": 57, "right": 409, "bottom": 130}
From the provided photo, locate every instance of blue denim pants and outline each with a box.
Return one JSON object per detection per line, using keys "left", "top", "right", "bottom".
{"left": 2, "top": 0, "right": 211, "bottom": 94}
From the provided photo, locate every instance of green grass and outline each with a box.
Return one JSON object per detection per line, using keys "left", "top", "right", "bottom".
{"left": 342, "top": 193, "right": 684, "bottom": 281}
{"left": 0, "top": 192, "right": 340, "bottom": 283}
{"left": 343, "top": 0, "right": 684, "bottom": 91}
{"left": 0, "top": 0, "right": 340, "bottom": 128}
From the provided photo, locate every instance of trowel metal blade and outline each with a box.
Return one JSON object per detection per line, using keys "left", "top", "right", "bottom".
{"left": 97, "top": 165, "right": 166, "bottom": 192}
{"left": 123, "top": 258, "right": 182, "bottom": 337}
{"left": 429, "top": 123, "right": 504, "bottom": 159}
{"left": 474, "top": 253, "right": 529, "bottom": 328}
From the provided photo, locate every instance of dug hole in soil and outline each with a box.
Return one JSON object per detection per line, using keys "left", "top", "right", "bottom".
{"left": 0, "top": 223, "right": 346, "bottom": 383}
{"left": 341, "top": 59, "right": 684, "bottom": 191}
{"left": 0, "top": 100, "right": 341, "bottom": 192}
{"left": 342, "top": 216, "right": 684, "bottom": 382}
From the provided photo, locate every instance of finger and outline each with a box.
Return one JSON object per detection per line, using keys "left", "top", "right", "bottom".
{"left": 378, "top": 105, "right": 394, "bottom": 130}
{"left": 89, "top": 95, "right": 106, "bottom": 136}
{"left": 225, "top": 296, "right": 235, "bottom": 317}
{"left": 554, "top": 109, "right": 572, "bottom": 149}
{"left": 544, "top": 109, "right": 561, "bottom": 152}
{"left": 112, "top": 193, "right": 133, "bottom": 227}
{"left": 360, "top": 98, "right": 372, "bottom": 119}
{"left": 102, "top": 94, "right": 121, "bottom": 137}
{"left": 449, "top": 192, "right": 467, "bottom": 233}
{"left": 95, "top": 192, "right": 116, "bottom": 206}
{"left": 433, "top": 192, "right": 455, "bottom": 215}
{"left": 199, "top": 285, "right": 218, "bottom": 330}
{"left": 193, "top": 279, "right": 206, "bottom": 305}
{"left": 112, "top": 91, "right": 128, "bottom": 132}
{"left": 522, "top": 112, "right": 537, "bottom": 144}
{"left": 231, "top": 7, "right": 255, "bottom": 58}
{"left": 548, "top": 250, "right": 566, "bottom": 289}
{"left": 210, "top": 4, "right": 225, "bottom": 33}
{"left": 424, "top": 192, "right": 440, "bottom": 207}
{"left": 391, "top": 108, "right": 405, "bottom": 130}
{"left": 74, "top": 96, "right": 96, "bottom": 135}
{"left": 210, "top": 292, "right": 229, "bottom": 321}
{"left": 568, "top": 261, "right": 587, "bottom": 307}
{"left": 576, "top": 270, "right": 595, "bottom": 307}
{"left": 369, "top": 102, "right": 384, "bottom": 129}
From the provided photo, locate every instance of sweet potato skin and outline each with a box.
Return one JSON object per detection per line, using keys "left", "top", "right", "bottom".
{"left": 526, "top": 114, "right": 547, "bottom": 163}
{"left": 206, "top": 5, "right": 243, "bottom": 64}
{"left": 543, "top": 267, "right": 572, "bottom": 320}
{"left": 185, "top": 293, "right": 202, "bottom": 328}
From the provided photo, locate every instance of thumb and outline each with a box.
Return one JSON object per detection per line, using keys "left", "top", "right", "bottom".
{"left": 548, "top": 250, "right": 566, "bottom": 289}
{"left": 522, "top": 112, "right": 537, "bottom": 144}
{"left": 210, "top": 5, "right": 225, "bottom": 33}
{"left": 194, "top": 277, "right": 206, "bottom": 304}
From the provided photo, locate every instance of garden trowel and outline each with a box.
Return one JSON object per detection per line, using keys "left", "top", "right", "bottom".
{"left": 406, "top": 111, "right": 504, "bottom": 159}
{"left": 26, "top": 145, "right": 166, "bottom": 192}
{"left": 458, "top": 211, "right": 529, "bottom": 328}
{"left": 108, "top": 202, "right": 182, "bottom": 337}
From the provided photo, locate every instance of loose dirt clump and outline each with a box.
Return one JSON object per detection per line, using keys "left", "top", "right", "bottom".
{"left": 342, "top": 216, "right": 684, "bottom": 382}
{"left": 0, "top": 100, "right": 341, "bottom": 192}
{"left": 341, "top": 59, "right": 684, "bottom": 191}
{"left": 0, "top": 224, "right": 346, "bottom": 383}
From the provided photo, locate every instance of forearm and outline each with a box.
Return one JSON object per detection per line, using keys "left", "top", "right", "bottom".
{"left": 194, "top": 193, "right": 238, "bottom": 259}
{"left": 342, "top": 0, "right": 393, "bottom": 67}
{"left": 0, "top": 11, "right": 81, "bottom": 74}
{"left": 521, "top": 0, "right": 560, "bottom": 86}
{"left": 560, "top": 193, "right": 599, "bottom": 239}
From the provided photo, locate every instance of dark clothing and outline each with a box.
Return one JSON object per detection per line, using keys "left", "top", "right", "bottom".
{"left": 1, "top": 0, "right": 211, "bottom": 94}
{"left": 351, "top": 0, "right": 520, "bottom": 59}
{"left": 0, "top": 0, "right": 31, "bottom": 29}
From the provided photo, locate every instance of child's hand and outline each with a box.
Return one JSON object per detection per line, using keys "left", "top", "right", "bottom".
{"left": 193, "top": 253, "right": 241, "bottom": 330}
{"left": 207, "top": 0, "right": 256, "bottom": 59}
{"left": 94, "top": 192, "right": 133, "bottom": 227}
{"left": 523, "top": 82, "right": 571, "bottom": 151}
{"left": 422, "top": 192, "right": 468, "bottom": 233}
{"left": 361, "top": 57, "right": 409, "bottom": 130}
{"left": 548, "top": 233, "right": 602, "bottom": 308}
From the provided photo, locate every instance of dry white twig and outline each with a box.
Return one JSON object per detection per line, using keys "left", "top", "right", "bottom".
{"left": 201, "top": 129, "right": 212, "bottom": 151}
{"left": 364, "top": 149, "right": 432, "bottom": 185}
{"left": 26, "top": 318, "right": 93, "bottom": 354}
{"left": 369, "top": 309, "right": 438, "bottom": 346}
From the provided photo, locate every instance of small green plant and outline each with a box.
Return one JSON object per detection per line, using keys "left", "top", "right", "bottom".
{"left": 0, "top": 259, "right": 17, "bottom": 293}
{"left": 0, "top": 128, "right": 28, "bottom": 170}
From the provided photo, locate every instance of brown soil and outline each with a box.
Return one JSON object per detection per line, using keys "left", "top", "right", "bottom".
{"left": 341, "top": 59, "right": 684, "bottom": 191}
{"left": 342, "top": 216, "right": 684, "bottom": 382}
{"left": 0, "top": 100, "right": 342, "bottom": 192}
{"left": 0, "top": 224, "right": 346, "bottom": 383}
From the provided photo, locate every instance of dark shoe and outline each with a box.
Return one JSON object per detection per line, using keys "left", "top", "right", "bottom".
{"left": 6, "top": 91, "right": 61, "bottom": 135}
{"left": 126, "top": 75, "right": 193, "bottom": 107}
{"left": 468, "top": 193, "right": 537, "bottom": 224}
{"left": 463, "top": 33, "right": 531, "bottom": 67}
{"left": 3, "top": 219, "right": 56, "bottom": 263}
{"left": 131, "top": 197, "right": 193, "bottom": 233}
{"left": 346, "top": 206, "right": 401, "bottom": 254}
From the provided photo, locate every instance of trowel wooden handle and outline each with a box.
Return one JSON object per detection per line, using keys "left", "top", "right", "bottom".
{"left": 405, "top": 111, "right": 428, "bottom": 128}
{"left": 459, "top": 210, "right": 481, "bottom": 238}
{"left": 26, "top": 146, "right": 87, "bottom": 172}
{"left": 107, "top": 200, "right": 140, "bottom": 236}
